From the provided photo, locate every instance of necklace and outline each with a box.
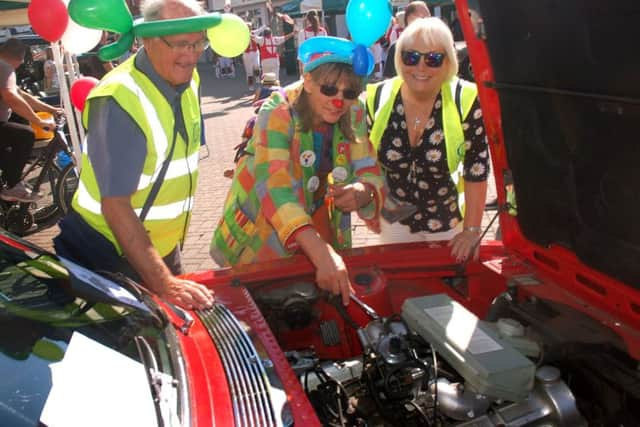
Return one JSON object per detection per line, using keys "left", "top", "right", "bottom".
{"left": 413, "top": 116, "right": 422, "bottom": 130}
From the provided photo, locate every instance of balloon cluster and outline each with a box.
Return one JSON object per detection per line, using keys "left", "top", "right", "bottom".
{"left": 28, "top": 0, "right": 250, "bottom": 62}
{"left": 28, "top": 0, "right": 102, "bottom": 55}
{"left": 298, "top": 0, "right": 392, "bottom": 77}
{"left": 28, "top": 0, "right": 251, "bottom": 111}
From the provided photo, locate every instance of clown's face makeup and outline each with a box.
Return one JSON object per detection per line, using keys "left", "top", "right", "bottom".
{"left": 304, "top": 72, "right": 360, "bottom": 126}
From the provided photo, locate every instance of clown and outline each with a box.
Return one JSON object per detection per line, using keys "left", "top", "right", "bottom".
{"left": 211, "top": 36, "right": 384, "bottom": 306}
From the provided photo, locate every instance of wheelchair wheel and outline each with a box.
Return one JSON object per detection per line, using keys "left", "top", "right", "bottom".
{"left": 23, "top": 160, "right": 61, "bottom": 226}
{"left": 54, "top": 162, "right": 79, "bottom": 215}
{"left": 5, "top": 206, "right": 34, "bottom": 236}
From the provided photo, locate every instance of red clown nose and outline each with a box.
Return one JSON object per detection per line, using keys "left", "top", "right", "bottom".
{"left": 331, "top": 99, "right": 344, "bottom": 108}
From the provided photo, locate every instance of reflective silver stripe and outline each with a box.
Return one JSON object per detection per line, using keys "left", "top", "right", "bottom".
{"left": 77, "top": 178, "right": 194, "bottom": 220}
{"left": 134, "top": 197, "right": 194, "bottom": 220}
{"left": 76, "top": 180, "right": 103, "bottom": 214}
{"left": 190, "top": 80, "right": 198, "bottom": 99}
{"left": 137, "top": 150, "right": 200, "bottom": 190}
{"left": 374, "top": 81, "right": 395, "bottom": 120}
{"left": 100, "top": 73, "right": 168, "bottom": 181}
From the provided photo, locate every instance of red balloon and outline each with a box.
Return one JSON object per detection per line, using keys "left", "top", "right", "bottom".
{"left": 28, "top": 0, "right": 69, "bottom": 43}
{"left": 70, "top": 77, "right": 99, "bottom": 112}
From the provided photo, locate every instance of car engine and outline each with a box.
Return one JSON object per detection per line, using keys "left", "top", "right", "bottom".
{"left": 261, "top": 289, "right": 588, "bottom": 427}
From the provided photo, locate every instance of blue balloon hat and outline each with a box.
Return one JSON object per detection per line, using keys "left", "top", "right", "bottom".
{"left": 297, "top": 0, "right": 391, "bottom": 77}
{"left": 298, "top": 36, "right": 375, "bottom": 76}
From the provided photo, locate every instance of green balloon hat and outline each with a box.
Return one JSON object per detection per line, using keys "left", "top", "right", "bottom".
{"left": 67, "top": 0, "right": 249, "bottom": 61}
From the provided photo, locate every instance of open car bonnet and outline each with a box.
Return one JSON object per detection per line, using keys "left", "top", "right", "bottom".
{"left": 460, "top": 0, "right": 639, "bottom": 287}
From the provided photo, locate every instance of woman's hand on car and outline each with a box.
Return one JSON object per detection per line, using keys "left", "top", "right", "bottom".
{"left": 448, "top": 229, "right": 481, "bottom": 262}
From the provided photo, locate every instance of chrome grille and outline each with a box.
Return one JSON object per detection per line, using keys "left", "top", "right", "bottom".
{"left": 197, "top": 304, "right": 279, "bottom": 427}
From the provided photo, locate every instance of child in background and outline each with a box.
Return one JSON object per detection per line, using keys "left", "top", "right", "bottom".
{"left": 252, "top": 72, "right": 280, "bottom": 104}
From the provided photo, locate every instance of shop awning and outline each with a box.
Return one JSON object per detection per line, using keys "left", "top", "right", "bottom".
{"left": 0, "top": 0, "right": 29, "bottom": 27}
{"left": 279, "top": 0, "right": 302, "bottom": 14}
{"left": 279, "top": 0, "right": 347, "bottom": 16}
{"left": 321, "top": 0, "right": 347, "bottom": 13}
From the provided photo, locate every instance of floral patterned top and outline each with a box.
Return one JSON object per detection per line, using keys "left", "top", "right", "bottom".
{"left": 377, "top": 91, "right": 489, "bottom": 233}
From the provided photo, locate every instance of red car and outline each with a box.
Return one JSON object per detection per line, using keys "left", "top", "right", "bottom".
{"left": 1, "top": 0, "right": 638, "bottom": 426}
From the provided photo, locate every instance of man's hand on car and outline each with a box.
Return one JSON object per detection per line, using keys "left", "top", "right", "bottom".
{"left": 159, "top": 276, "right": 215, "bottom": 311}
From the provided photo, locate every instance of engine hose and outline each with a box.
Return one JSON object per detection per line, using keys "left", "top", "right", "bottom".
{"left": 404, "top": 399, "right": 433, "bottom": 426}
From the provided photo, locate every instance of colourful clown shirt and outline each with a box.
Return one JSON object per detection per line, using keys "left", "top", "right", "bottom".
{"left": 210, "top": 81, "right": 383, "bottom": 267}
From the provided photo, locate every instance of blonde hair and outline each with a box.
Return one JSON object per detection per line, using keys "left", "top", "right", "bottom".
{"left": 295, "top": 62, "right": 363, "bottom": 142}
{"left": 395, "top": 17, "right": 458, "bottom": 82}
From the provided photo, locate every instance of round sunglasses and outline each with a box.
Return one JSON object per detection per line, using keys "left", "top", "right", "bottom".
{"left": 401, "top": 50, "right": 446, "bottom": 68}
{"left": 319, "top": 84, "right": 359, "bottom": 100}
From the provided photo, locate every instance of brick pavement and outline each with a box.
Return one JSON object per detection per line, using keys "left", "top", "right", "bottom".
{"left": 23, "top": 64, "right": 498, "bottom": 273}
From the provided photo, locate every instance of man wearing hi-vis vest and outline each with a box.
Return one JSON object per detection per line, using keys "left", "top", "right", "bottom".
{"left": 366, "top": 17, "right": 489, "bottom": 263}
{"left": 54, "top": 0, "right": 214, "bottom": 311}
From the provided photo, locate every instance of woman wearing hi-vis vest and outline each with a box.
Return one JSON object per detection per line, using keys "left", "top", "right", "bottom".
{"left": 366, "top": 17, "right": 489, "bottom": 262}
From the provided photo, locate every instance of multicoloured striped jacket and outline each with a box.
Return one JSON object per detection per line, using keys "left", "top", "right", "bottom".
{"left": 210, "top": 81, "right": 383, "bottom": 266}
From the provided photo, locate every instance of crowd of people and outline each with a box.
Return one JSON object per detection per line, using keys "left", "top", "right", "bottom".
{"left": 222, "top": 1, "right": 452, "bottom": 91}
{"left": 0, "top": 0, "right": 488, "bottom": 310}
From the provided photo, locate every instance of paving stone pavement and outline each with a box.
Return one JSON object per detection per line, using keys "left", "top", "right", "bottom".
{"left": 23, "top": 64, "right": 498, "bottom": 273}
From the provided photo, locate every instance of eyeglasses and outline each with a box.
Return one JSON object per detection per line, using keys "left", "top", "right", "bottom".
{"left": 319, "top": 84, "right": 359, "bottom": 100}
{"left": 159, "top": 36, "right": 209, "bottom": 53}
{"left": 401, "top": 50, "right": 446, "bottom": 68}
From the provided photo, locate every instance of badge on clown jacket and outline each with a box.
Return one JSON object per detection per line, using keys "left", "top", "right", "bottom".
{"left": 300, "top": 150, "right": 316, "bottom": 167}
{"left": 307, "top": 175, "right": 320, "bottom": 192}
{"left": 332, "top": 166, "right": 348, "bottom": 183}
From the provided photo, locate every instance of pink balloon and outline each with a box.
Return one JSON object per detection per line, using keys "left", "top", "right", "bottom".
{"left": 28, "top": 0, "right": 69, "bottom": 42}
{"left": 70, "top": 77, "right": 99, "bottom": 111}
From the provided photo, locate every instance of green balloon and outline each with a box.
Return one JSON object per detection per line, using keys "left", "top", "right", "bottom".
{"left": 68, "top": 0, "right": 133, "bottom": 34}
{"left": 134, "top": 14, "right": 222, "bottom": 38}
{"left": 98, "top": 31, "right": 135, "bottom": 62}
{"left": 207, "top": 13, "right": 250, "bottom": 58}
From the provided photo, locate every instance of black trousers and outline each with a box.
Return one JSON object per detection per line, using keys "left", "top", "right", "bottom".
{"left": 0, "top": 120, "right": 35, "bottom": 188}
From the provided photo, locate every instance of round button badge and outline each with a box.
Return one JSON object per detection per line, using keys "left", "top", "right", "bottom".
{"left": 307, "top": 175, "right": 320, "bottom": 192}
{"left": 300, "top": 150, "right": 316, "bottom": 167}
{"left": 332, "top": 166, "right": 348, "bottom": 183}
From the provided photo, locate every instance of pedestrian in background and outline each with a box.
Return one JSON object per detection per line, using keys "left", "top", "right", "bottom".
{"left": 383, "top": 1, "right": 430, "bottom": 78}
{"left": 242, "top": 22, "right": 261, "bottom": 91}
{"left": 297, "top": 9, "right": 328, "bottom": 75}
{"left": 54, "top": 0, "right": 214, "bottom": 311}
{"left": 252, "top": 71, "right": 280, "bottom": 104}
{"left": 253, "top": 26, "right": 295, "bottom": 82}
{"left": 0, "top": 38, "right": 63, "bottom": 203}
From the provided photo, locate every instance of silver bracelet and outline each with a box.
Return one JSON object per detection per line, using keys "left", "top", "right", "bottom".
{"left": 464, "top": 226, "right": 482, "bottom": 234}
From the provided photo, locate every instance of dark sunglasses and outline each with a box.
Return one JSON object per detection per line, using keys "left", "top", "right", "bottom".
{"left": 401, "top": 50, "right": 446, "bottom": 68}
{"left": 319, "top": 84, "right": 359, "bottom": 100}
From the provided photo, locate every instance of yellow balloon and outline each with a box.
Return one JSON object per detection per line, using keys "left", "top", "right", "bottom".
{"left": 207, "top": 13, "right": 250, "bottom": 58}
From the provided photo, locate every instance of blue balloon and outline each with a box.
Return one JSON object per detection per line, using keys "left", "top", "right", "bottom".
{"left": 346, "top": 0, "right": 392, "bottom": 47}
{"left": 351, "top": 44, "right": 369, "bottom": 76}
